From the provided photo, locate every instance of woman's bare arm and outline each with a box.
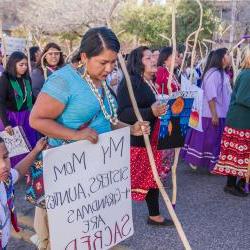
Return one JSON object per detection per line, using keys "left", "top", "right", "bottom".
{"left": 29, "top": 93, "right": 98, "bottom": 143}
{"left": 208, "top": 98, "right": 219, "bottom": 126}
{"left": 112, "top": 120, "right": 150, "bottom": 136}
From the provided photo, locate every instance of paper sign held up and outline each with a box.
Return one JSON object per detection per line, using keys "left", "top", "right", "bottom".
{"left": 2, "top": 36, "right": 27, "bottom": 55}
{"left": 157, "top": 91, "right": 195, "bottom": 150}
{"left": 0, "top": 126, "right": 31, "bottom": 157}
{"left": 43, "top": 127, "right": 133, "bottom": 250}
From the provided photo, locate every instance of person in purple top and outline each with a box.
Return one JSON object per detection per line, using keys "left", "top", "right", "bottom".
{"left": 181, "top": 48, "right": 232, "bottom": 171}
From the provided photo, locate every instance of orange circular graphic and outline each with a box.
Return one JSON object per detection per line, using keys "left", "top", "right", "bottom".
{"left": 171, "top": 97, "right": 185, "bottom": 115}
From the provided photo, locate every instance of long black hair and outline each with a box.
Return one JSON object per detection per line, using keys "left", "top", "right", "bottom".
{"left": 29, "top": 46, "right": 40, "bottom": 62}
{"left": 79, "top": 27, "right": 120, "bottom": 58}
{"left": 202, "top": 48, "right": 227, "bottom": 82}
{"left": 157, "top": 46, "right": 173, "bottom": 67}
{"left": 127, "top": 46, "right": 149, "bottom": 76}
{"left": 5, "top": 51, "right": 29, "bottom": 79}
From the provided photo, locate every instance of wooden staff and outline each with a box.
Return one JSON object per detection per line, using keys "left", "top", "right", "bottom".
{"left": 231, "top": 52, "right": 237, "bottom": 83}
{"left": 245, "top": 158, "right": 250, "bottom": 193}
{"left": 235, "top": 47, "right": 242, "bottom": 81}
{"left": 171, "top": 147, "right": 181, "bottom": 208}
{"left": 159, "top": 34, "right": 172, "bottom": 46}
{"left": 106, "top": 0, "right": 119, "bottom": 28}
{"left": 202, "top": 38, "right": 216, "bottom": 45}
{"left": 200, "top": 41, "right": 208, "bottom": 70}
{"left": 178, "top": 28, "right": 204, "bottom": 77}
{"left": 229, "top": 39, "right": 245, "bottom": 53}
{"left": 167, "top": 0, "right": 182, "bottom": 210}
{"left": 0, "top": 18, "right": 7, "bottom": 68}
{"left": 219, "top": 25, "right": 232, "bottom": 42}
{"left": 65, "top": 47, "right": 79, "bottom": 64}
{"left": 117, "top": 29, "right": 126, "bottom": 36}
{"left": 189, "top": 0, "right": 203, "bottom": 84}
{"left": 26, "top": 32, "right": 32, "bottom": 74}
{"left": 201, "top": 41, "right": 208, "bottom": 57}
{"left": 245, "top": 157, "right": 250, "bottom": 193}
{"left": 108, "top": 1, "right": 191, "bottom": 248}
{"left": 118, "top": 52, "right": 191, "bottom": 250}
{"left": 198, "top": 40, "right": 203, "bottom": 60}
{"left": 167, "top": 0, "right": 177, "bottom": 96}
{"left": 229, "top": 39, "right": 245, "bottom": 83}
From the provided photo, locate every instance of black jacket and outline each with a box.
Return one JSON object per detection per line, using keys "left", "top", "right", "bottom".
{"left": 0, "top": 72, "right": 33, "bottom": 127}
{"left": 117, "top": 74, "right": 156, "bottom": 147}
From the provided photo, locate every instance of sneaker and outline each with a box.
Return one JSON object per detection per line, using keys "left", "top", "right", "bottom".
{"left": 224, "top": 185, "right": 248, "bottom": 197}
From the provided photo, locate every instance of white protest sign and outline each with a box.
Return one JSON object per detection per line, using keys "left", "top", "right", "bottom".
{"left": 0, "top": 126, "right": 30, "bottom": 157}
{"left": 2, "top": 36, "right": 26, "bottom": 55}
{"left": 181, "top": 75, "right": 204, "bottom": 132}
{"left": 43, "top": 127, "right": 133, "bottom": 250}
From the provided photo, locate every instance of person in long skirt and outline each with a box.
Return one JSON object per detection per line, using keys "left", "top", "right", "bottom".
{"left": 181, "top": 48, "right": 232, "bottom": 171}
{"left": 212, "top": 46, "right": 250, "bottom": 197}
{"left": 117, "top": 46, "right": 173, "bottom": 226}
{"left": 0, "top": 52, "right": 37, "bottom": 166}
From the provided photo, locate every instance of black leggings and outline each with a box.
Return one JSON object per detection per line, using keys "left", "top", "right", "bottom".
{"left": 145, "top": 188, "right": 160, "bottom": 216}
{"left": 227, "top": 175, "right": 237, "bottom": 187}
{"left": 227, "top": 176, "right": 245, "bottom": 187}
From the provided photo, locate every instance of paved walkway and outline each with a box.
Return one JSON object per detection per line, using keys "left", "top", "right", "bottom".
{"left": 11, "top": 161, "right": 250, "bottom": 249}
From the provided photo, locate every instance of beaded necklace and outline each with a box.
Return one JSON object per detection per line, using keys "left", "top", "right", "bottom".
{"left": 144, "top": 78, "right": 159, "bottom": 96}
{"left": 83, "top": 74, "right": 118, "bottom": 125}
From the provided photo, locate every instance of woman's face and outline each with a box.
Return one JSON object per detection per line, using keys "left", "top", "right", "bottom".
{"left": 177, "top": 53, "right": 183, "bottom": 67}
{"left": 152, "top": 50, "right": 160, "bottom": 64}
{"left": 81, "top": 48, "right": 117, "bottom": 81}
{"left": 142, "top": 50, "right": 154, "bottom": 75}
{"left": 164, "top": 54, "right": 178, "bottom": 69}
{"left": 45, "top": 48, "right": 61, "bottom": 67}
{"left": 222, "top": 52, "right": 232, "bottom": 68}
{"left": 16, "top": 58, "right": 28, "bottom": 76}
{"left": 0, "top": 143, "right": 10, "bottom": 182}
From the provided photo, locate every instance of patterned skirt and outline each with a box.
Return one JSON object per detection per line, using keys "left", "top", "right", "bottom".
{"left": 131, "top": 119, "right": 166, "bottom": 201}
{"left": 131, "top": 145, "right": 163, "bottom": 201}
{"left": 212, "top": 126, "right": 250, "bottom": 178}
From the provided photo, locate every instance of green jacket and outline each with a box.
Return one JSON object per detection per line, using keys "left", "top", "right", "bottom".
{"left": 226, "top": 69, "right": 250, "bottom": 129}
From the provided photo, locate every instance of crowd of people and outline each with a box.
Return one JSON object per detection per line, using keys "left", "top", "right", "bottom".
{"left": 0, "top": 26, "right": 249, "bottom": 249}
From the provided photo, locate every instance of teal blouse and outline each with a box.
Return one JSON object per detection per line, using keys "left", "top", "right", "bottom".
{"left": 41, "top": 64, "right": 113, "bottom": 147}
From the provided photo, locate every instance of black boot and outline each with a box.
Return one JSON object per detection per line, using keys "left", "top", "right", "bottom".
{"left": 224, "top": 176, "right": 248, "bottom": 197}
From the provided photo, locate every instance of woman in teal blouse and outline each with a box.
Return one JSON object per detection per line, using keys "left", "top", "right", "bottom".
{"left": 28, "top": 27, "right": 150, "bottom": 249}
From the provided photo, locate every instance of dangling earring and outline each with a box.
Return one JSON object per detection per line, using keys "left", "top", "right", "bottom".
{"left": 80, "top": 60, "right": 87, "bottom": 78}
{"left": 83, "top": 61, "right": 88, "bottom": 78}
{"left": 77, "top": 62, "right": 84, "bottom": 68}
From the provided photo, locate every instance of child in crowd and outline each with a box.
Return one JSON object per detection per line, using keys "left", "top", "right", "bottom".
{"left": 0, "top": 137, "right": 47, "bottom": 249}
